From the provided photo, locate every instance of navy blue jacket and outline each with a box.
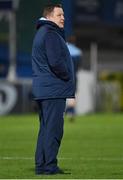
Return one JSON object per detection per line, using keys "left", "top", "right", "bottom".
{"left": 32, "top": 19, "right": 75, "bottom": 99}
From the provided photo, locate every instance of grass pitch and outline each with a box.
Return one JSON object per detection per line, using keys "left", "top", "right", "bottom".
{"left": 0, "top": 113, "right": 123, "bottom": 179}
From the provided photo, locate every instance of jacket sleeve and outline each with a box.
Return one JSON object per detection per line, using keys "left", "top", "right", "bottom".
{"left": 45, "top": 32, "right": 70, "bottom": 81}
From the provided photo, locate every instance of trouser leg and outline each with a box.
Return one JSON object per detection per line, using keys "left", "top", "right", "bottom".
{"left": 35, "top": 101, "right": 45, "bottom": 173}
{"left": 35, "top": 98, "right": 66, "bottom": 174}
{"left": 43, "top": 98, "right": 66, "bottom": 173}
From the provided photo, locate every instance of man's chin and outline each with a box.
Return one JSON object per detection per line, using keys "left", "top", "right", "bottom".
{"left": 60, "top": 25, "right": 64, "bottom": 28}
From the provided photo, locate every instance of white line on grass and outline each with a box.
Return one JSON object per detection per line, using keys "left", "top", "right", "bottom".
{"left": 0, "top": 157, "right": 123, "bottom": 161}
{"left": 0, "top": 157, "right": 33, "bottom": 160}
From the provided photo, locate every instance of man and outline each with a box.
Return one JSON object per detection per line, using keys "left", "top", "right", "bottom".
{"left": 32, "top": 3, "right": 75, "bottom": 175}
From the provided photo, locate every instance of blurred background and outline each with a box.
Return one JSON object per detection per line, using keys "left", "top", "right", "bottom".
{"left": 0, "top": 0, "right": 123, "bottom": 115}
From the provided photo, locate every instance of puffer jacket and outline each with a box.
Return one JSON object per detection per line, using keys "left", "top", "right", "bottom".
{"left": 32, "top": 18, "right": 75, "bottom": 99}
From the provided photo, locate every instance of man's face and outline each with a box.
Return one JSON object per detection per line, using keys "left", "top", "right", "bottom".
{"left": 47, "top": 7, "right": 65, "bottom": 28}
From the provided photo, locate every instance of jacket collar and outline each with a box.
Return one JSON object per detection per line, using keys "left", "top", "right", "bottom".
{"left": 36, "top": 17, "right": 66, "bottom": 41}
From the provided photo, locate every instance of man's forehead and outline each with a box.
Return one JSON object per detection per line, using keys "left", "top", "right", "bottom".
{"left": 53, "top": 7, "right": 64, "bottom": 13}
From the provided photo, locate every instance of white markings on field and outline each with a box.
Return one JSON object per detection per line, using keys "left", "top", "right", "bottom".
{"left": 0, "top": 156, "right": 123, "bottom": 161}
{"left": 0, "top": 157, "right": 33, "bottom": 160}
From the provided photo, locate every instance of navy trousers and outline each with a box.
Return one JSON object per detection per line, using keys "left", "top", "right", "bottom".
{"left": 35, "top": 98, "right": 66, "bottom": 174}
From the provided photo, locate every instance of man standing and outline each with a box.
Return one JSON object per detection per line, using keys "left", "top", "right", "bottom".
{"left": 32, "top": 3, "right": 75, "bottom": 175}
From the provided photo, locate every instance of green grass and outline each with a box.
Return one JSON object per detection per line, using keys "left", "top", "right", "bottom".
{"left": 0, "top": 113, "right": 123, "bottom": 179}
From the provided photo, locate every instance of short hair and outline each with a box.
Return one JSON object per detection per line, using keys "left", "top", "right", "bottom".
{"left": 43, "top": 3, "right": 62, "bottom": 18}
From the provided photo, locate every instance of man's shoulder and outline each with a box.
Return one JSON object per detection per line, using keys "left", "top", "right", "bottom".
{"left": 38, "top": 25, "right": 57, "bottom": 37}
{"left": 44, "top": 29, "right": 60, "bottom": 42}
{"left": 41, "top": 25, "right": 65, "bottom": 43}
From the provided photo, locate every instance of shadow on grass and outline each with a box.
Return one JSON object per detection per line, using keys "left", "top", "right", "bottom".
{"left": 28, "top": 167, "right": 71, "bottom": 175}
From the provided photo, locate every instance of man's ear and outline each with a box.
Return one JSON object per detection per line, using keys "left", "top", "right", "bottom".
{"left": 46, "top": 11, "right": 54, "bottom": 20}
{"left": 46, "top": 15, "right": 51, "bottom": 20}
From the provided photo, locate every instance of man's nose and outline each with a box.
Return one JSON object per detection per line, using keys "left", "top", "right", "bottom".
{"left": 61, "top": 15, "right": 65, "bottom": 20}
